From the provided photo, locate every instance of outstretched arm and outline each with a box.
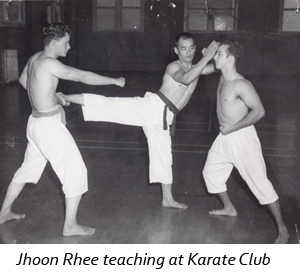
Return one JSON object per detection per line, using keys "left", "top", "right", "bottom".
{"left": 56, "top": 92, "right": 71, "bottom": 106}
{"left": 55, "top": 93, "right": 84, "bottom": 106}
{"left": 65, "top": 94, "right": 84, "bottom": 105}
{"left": 220, "top": 80, "right": 265, "bottom": 135}
{"left": 47, "top": 59, "right": 125, "bottom": 87}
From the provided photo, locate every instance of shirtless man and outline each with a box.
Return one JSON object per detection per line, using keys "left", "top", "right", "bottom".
{"left": 0, "top": 22, "right": 125, "bottom": 236}
{"left": 202, "top": 40, "right": 289, "bottom": 243}
{"left": 61, "top": 33, "right": 219, "bottom": 209}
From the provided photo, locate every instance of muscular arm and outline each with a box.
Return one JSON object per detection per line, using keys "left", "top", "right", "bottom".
{"left": 48, "top": 59, "right": 125, "bottom": 87}
{"left": 200, "top": 47, "right": 216, "bottom": 75}
{"left": 55, "top": 93, "right": 84, "bottom": 106}
{"left": 200, "top": 64, "right": 216, "bottom": 75}
{"left": 220, "top": 80, "right": 265, "bottom": 135}
{"left": 64, "top": 94, "right": 84, "bottom": 106}
{"left": 171, "top": 41, "right": 219, "bottom": 85}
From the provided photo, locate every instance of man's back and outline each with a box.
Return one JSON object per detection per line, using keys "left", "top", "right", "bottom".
{"left": 26, "top": 52, "right": 59, "bottom": 111}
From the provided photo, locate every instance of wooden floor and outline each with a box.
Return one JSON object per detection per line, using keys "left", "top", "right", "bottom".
{"left": 0, "top": 72, "right": 299, "bottom": 244}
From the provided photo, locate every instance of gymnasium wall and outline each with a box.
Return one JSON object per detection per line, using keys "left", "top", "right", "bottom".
{"left": 0, "top": 3, "right": 32, "bottom": 74}
{"left": 71, "top": 0, "right": 300, "bottom": 75}
{"left": 1, "top": 0, "right": 300, "bottom": 75}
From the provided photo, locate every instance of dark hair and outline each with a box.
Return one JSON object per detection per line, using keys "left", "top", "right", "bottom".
{"left": 43, "top": 22, "right": 72, "bottom": 45}
{"left": 221, "top": 40, "right": 244, "bottom": 63}
{"left": 174, "top": 32, "right": 195, "bottom": 47}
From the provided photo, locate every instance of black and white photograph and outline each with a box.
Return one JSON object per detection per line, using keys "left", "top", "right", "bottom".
{"left": 0, "top": 0, "right": 300, "bottom": 248}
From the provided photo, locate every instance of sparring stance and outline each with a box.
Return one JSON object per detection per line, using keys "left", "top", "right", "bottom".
{"left": 62, "top": 33, "right": 219, "bottom": 209}
{"left": 202, "top": 40, "right": 289, "bottom": 243}
{"left": 0, "top": 22, "right": 125, "bottom": 236}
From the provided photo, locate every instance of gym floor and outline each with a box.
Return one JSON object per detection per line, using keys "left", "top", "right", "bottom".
{"left": 0, "top": 71, "right": 299, "bottom": 244}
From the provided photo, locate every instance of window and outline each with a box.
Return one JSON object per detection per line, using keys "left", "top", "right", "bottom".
{"left": 0, "top": 0, "right": 25, "bottom": 26}
{"left": 93, "top": 0, "right": 144, "bottom": 32}
{"left": 184, "top": 0, "right": 238, "bottom": 33}
{"left": 47, "top": 0, "right": 64, "bottom": 24}
{"left": 280, "top": 0, "right": 300, "bottom": 32}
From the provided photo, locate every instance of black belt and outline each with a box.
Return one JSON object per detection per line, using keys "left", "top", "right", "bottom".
{"left": 156, "top": 90, "right": 179, "bottom": 136}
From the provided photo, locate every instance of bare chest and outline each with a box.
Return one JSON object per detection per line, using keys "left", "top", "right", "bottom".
{"left": 218, "top": 83, "right": 240, "bottom": 105}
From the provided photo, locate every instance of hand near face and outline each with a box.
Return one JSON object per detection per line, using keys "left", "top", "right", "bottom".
{"left": 203, "top": 41, "right": 220, "bottom": 60}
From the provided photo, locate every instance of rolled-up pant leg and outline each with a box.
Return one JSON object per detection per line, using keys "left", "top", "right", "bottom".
{"left": 12, "top": 116, "right": 48, "bottom": 184}
{"left": 35, "top": 117, "right": 88, "bottom": 198}
{"left": 43, "top": 123, "right": 88, "bottom": 198}
{"left": 143, "top": 125, "right": 172, "bottom": 184}
{"left": 203, "top": 134, "right": 233, "bottom": 193}
{"left": 12, "top": 139, "right": 47, "bottom": 184}
{"left": 229, "top": 126, "right": 278, "bottom": 205}
{"left": 15, "top": 115, "right": 87, "bottom": 198}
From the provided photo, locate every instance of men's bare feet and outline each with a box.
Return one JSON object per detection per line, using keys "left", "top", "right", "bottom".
{"left": 274, "top": 228, "right": 289, "bottom": 244}
{"left": 209, "top": 208, "right": 237, "bottom": 217}
{"left": 162, "top": 200, "right": 188, "bottom": 209}
{"left": 0, "top": 212, "right": 25, "bottom": 224}
{"left": 63, "top": 224, "right": 95, "bottom": 237}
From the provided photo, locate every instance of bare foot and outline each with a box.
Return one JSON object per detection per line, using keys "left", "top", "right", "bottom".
{"left": 63, "top": 224, "right": 95, "bottom": 237}
{"left": 0, "top": 212, "right": 25, "bottom": 224}
{"left": 162, "top": 200, "right": 188, "bottom": 209}
{"left": 209, "top": 208, "right": 237, "bottom": 217}
{"left": 274, "top": 227, "right": 289, "bottom": 244}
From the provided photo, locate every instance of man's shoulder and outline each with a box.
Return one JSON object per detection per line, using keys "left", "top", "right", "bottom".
{"left": 28, "top": 51, "right": 42, "bottom": 64}
{"left": 39, "top": 56, "right": 62, "bottom": 70}
{"left": 29, "top": 52, "right": 56, "bottom": 64}
{"left": 31, "top": 51, "right": 43, "bottom": 58}
{"left": 230, "top": 75, "right": 250, "bottom": 86}
{"left": 167, "top": 60, "right": 181, "bottom": 69}
{"left": 165, "top": 60, "right": 181, "bottom": 75}
{"left": 234, "top": 78, "right": 253, "bottom": 88}
{"left": 231, "top": 77, "right": 257, "bottom": 97}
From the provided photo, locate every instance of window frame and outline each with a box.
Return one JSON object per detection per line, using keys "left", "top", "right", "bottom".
{"left": 279, "top": 0, "right": 300, "bottom": 33}
{"left": 93, "top": 0, "right": 145, "bottom": 33}
{"left": 0, "top": 0, "right": 26, "bottom": 27}
{"left": 47, "top": 0, "right": 64, "bottom": 24}
{"left": 184, "top": 0, "right": 239, "bottom": 34}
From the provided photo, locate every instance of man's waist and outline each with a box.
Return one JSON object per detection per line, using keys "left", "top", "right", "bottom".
{"left": 31, "top": 105, "right": 66, "bottom": 124}
{"left": 33, "top": 105, "right": 60, "bottom": 114}
{"left": 156, "top": 91, "right": 179, "bottom": 136}
{"left": 156, "top": 91, "right": 179, "bottom": 115}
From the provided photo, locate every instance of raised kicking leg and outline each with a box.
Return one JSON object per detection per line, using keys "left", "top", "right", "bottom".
{"left": 267, "top": 200, "right": 289, "bottom": 244}
{"left": 209, "top": 191, "right": 238, "bottom": 216}
{"left": 63, "top": 195, "right": 95, "bottom": 236}
{"left": 161, "top": 183, "right": 187, "bottom": 209}
{"left": 65, "top": 93, "right": 187, "bottom": 210}
{"left": 0, "top": 181, "right": 26, "bottom": 224}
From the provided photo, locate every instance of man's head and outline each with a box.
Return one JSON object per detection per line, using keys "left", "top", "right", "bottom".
{"left": 174, "top": 32, "right": 196, "bottom": 64}
{"left": 43, "top": 22, "right": 72, "bottom": 57}
{"left": 214, "top": 40, "right": 243, "bottom": 69}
